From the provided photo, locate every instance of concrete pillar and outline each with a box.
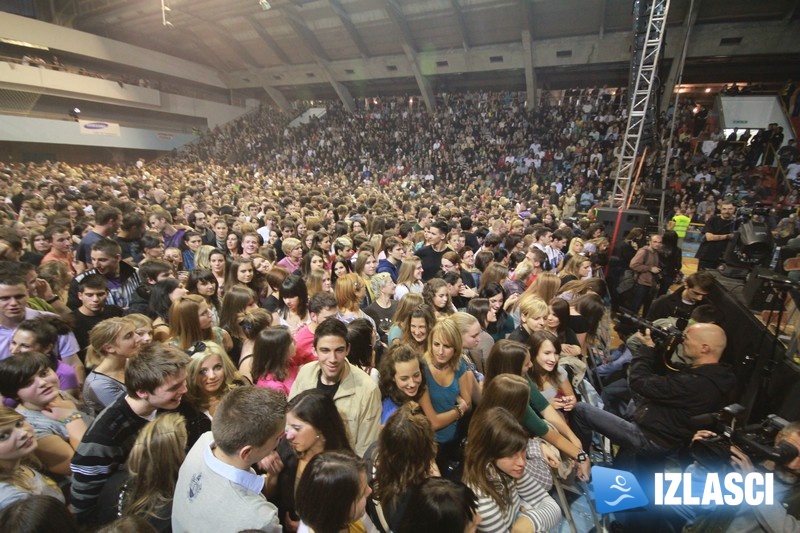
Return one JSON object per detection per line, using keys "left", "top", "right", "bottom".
{"left": 522, "top": 30, "right": 537, "bottom": 109}
{"left": 262, "top": 86, "right": 292, "bottom": 114}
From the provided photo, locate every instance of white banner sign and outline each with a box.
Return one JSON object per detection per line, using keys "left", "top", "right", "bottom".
{"left": 78, "top": 120, "right": 121, "bottom": 137}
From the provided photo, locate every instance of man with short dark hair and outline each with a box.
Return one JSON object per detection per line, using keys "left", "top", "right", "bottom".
{"left": 289, "top": 318, "right": 381, "bottom": 456}
{"left": 114, "top": 211, "right": 146, "bottom": 264}
{"left": 70, "top": 343, "right": 190, "bottom": 525}
{"left": 695, "top": 201, "right": 736, "bottom": 270}
{"left": 293, "top": 292, "right": 338, "bottom": 364}
{"left": 67, "top": 239, "right": 141, "bottom": 311}
{"left": 416, "top": 219, "right": 450, "bottom": 281}
{"left": 126, "top": 259, "right": 174, "bottom": 316}
{"left": 70, "top": 274, "right": 124, "bottom": 363}
{"left": 41, "top": 224, "right": 81, "bottom": 275}
{"left": 647, "top": 270, "right": 715, "bottom": 322}
{"left": 532, "top": 226, "right": 558, "bottom": 272}
{"left": 172, "top": 387, "right": 286, "bottom": 533}
{"left": 377, "top": 236, "right": 405, "bottom": 282}
{"left": 274, "top": 220, "right": 295, "bottom": 261}
{"left": 0, "top": 273, "right": 83, "bottom": 384}
{"left": 77, "top": 204, "right": 122, "bottom": 267}
{"left": 188, "top": 209, "right": 215, "bottom": 245}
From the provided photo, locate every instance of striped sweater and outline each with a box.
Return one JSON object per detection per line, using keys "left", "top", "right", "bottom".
{"left": 69, "top": 396, "right": 148, "bottom": 525}
{"left": 470, "top": 460, "right": 562, "bottom": 533}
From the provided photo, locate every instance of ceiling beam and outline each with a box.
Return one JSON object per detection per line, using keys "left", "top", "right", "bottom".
{"left": 383, "top": 0, "right": 418, "bottom": 52}
{"left": 449, "top": 0, "right": 471, "bottom": 51}
{"left": 172, "top": 9, "right": 263, "bottom": 69}
{"left": 247, "top": 18, "right": 292, "bottom": 65}
{"left": 599, "top": 0, "right": 607, "bottom": 39}
{"left": 784, "top": 0, "right": 800, "bottom": 24}
{"left": 327, "top": 0, "right": 371, "bottom": 58}
{"left": 522, "top": 29, "right": 536, "bottom": 108}
{"left": 185, "top": 31, "right": 228, "bottom": 72}
{"left": 282, "top": 7, "right": 331, "bottom": 62}
{"left": 278, "top": 4, "right": 355, "bottom": 111}
{"left": 519, "top": 0, "right": 535, "bottom": 34}
{"left": 380, "top": 0, "right": 434, "bottom": 109}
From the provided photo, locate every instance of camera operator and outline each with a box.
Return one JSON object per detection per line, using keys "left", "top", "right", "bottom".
{"left": 571, "top": 323, "right": 737, "bottom": 460}
{"left": 597, "top": 304, "right": 725, "bottom": 417}
{"left": 683, "top": 422, "right": 800, "bottom": 532}
{"left": 695, "top": 201, "right": 736, "bottom": 270}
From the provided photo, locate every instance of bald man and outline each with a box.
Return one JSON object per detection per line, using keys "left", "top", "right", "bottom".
{"left": 571, "top": 323, "right": 737, "bottom": 455}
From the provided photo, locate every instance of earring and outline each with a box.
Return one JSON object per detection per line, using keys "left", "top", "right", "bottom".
{"left": 485, "top": 462, "right": 499, "bottom": 481}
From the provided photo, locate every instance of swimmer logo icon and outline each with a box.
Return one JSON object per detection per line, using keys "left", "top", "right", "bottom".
{"left": 593, "top": 466, "right": 649, "bottom": 514}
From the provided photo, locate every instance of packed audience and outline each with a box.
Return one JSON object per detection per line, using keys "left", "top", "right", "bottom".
{"left": 0, "top": 87, "right": 796, "bottom": 532}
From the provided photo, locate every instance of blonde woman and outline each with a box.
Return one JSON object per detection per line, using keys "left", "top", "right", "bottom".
{"left": 419, "top": 317, "right": 473, "bottom": 471}
{"left": 394, "top": 256, "right": 424, "bottom": 301}
{"left": 354, "top": 251, "right": 378, "bottom": 308}
{"left": 184, "top": 342, "right": 246, "bottom": 421}
{"left": 194, "top": 245, "right": 218, "bottom": 271}
{"left": 306, "top": 269, "right": 332, "bottom": 298}
{"left": 107, "top": 413, "right": 188, "bottom": 530}
{"left": 523, "top": 271, "right": 561, "bottom": 305}
{"left": 0, "top": 407, "right": 64, "bottom": 511}
{"left": 83, "top": 317, "right": 141, "bottom": 415}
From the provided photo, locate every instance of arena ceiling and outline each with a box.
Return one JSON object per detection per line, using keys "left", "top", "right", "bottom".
{"left": 35, "top": 0, "right": 800, "bottom": 99}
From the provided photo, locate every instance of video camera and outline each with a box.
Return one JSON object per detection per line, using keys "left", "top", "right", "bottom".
{"left": 691, "top": 403, "right": 798, "bottom": 472}
{"left": 735, "top": 203, "right": 770, "bottom": 223}
{"left": 614, "top": 309, "right": 688, "bottom": 358}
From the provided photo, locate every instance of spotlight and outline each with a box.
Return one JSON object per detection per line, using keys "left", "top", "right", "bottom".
{"left": 259, "top": 0, "right": 272, "bottom": 10}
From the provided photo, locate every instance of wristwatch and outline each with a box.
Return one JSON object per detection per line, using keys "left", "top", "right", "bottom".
{"left": 575, "top": 450, "right": 588, "bottom": 463}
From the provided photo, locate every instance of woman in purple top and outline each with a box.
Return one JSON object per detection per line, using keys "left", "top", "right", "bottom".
{"left": 9, "top": 316, "right": 80, "bottom": 397}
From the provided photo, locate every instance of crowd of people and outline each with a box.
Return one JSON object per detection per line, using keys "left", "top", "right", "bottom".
{"left": 0, "top": 87, "right": 796, "bottom": 532}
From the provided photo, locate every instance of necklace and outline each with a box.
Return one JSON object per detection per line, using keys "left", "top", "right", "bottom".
{"left": 430, "top": 359, "right": 450, "bottom": 371}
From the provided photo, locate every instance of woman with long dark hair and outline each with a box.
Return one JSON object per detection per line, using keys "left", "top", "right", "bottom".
{"left": 463, "top": 407, "right": 561, "bottom": 532}
{"left": 479, "top": 282, "right": 516, "bottom": 342}
{"left": 274, "top": 274, "right": 310, "bottom": 335}
{"left": 295, "top": 451, "right": 373, "bottom": 533}
{"left": 269, "top": 390, "right": 353, "bottom": 531}
{"left": 186, "top": 269, "right": 221, "bottom": 326}
{"left": 366, "top": 402, "right": 439, "bottom": 531}
{"left": 0, "top": 353, "right": 91, "bottom": 477}
{"left": 377, "top": 344, "right": 427, "bottom": 423}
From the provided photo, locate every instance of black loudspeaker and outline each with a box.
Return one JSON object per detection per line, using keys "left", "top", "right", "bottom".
{"left": 743, "top": 267, "right": 785, "bottom": 311}
{"left": 595, "top": 207, "right": 653, "bottom": 254}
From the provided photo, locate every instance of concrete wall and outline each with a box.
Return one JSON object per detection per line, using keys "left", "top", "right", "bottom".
{"left": 0, "top": 61, "right": 160, "bottom": 106}
{"left": 718, "top": 95, "right": 793, "bottom": 140}
{"left": 0, "top": 60, "right": 254, "bottom": 129}
{"left": 0, "top": 12, "right": 225, "bottom": 87}
{"left": 0, "top": 115, "right": 196, "bottom": 151}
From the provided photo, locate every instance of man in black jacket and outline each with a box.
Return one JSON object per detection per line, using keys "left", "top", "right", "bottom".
{"left": 646, "top": 270, "right": 714, "bottom": 322}
{"left": 571, "top": 322, "right": 737, "bottom": 455}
